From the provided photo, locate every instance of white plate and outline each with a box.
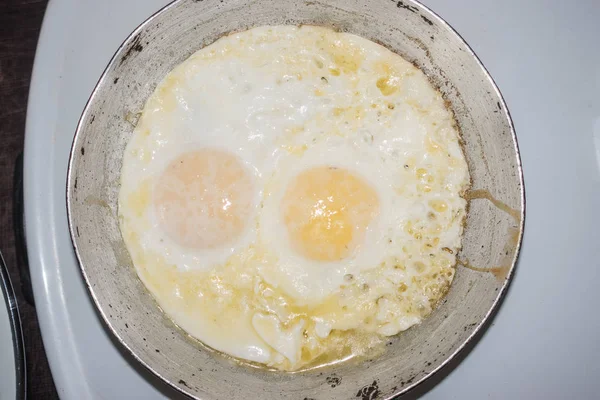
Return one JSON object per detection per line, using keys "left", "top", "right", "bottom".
{"left": 0, "top": 295, "right": 15, "bottom": 400}
{"left": 0, "top": 253, "right": 25, "bottom": 400}
{"left": 24, "top": 0, "right": 600, "bottom": 399}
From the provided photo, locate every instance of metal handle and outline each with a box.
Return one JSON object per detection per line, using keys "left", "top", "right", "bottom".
{"left": 13, "top": 153, "right": 35, "bottom": 306}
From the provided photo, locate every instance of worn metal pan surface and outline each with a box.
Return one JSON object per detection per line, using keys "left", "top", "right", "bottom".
{"left": 66, "top": 0, "right": 524, "bottom": 398}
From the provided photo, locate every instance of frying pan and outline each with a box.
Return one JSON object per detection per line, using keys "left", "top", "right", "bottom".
{"left": 66, "top": 0, "right": 525, "bottom": 398}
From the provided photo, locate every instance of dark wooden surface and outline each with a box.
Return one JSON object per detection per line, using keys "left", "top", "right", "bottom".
{"left": 0, "top": 0, "right": 59, "bottom": 398}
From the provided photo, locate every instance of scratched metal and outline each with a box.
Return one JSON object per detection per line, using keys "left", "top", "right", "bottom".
{"left": 66, "top": 0, "right": 525, "bottom": 399}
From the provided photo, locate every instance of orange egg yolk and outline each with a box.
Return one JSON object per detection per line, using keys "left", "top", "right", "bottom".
{"left": 153, "top": 149, "right": 254, "bottom": 249}
{"left": 282, "top": 166, "right": 379, "bottom": 262}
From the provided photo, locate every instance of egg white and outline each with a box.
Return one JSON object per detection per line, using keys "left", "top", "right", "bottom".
{"left": 259, "top": 142, "right": 402, "bottom": 305}
{"left": 118, "top": 25, "right": 470, "bottom": 370}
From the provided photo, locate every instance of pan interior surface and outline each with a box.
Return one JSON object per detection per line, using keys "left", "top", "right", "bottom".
{"left": 66, "top": 0, "right": 524, "bottom": 399}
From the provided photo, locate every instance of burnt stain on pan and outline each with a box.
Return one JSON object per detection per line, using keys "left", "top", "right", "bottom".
{"left": 178, "top": 379, "right": 191, "bottom": 389}
{"left": 326, "top": 374, "right": 342, "bottom": 388}
{"left": 406, "top": 36, "right": 432, "bottom": 64}
{"left": 356, "top": 380, "right": 380, "bottom": 400}
{"left": 393, "top": 0, "right": 418, "bottom": 13}
{"left": 421, "top": 15, "right": 434, "bottom": 26}
{"left": 120, "top": 33, "right": 144, "bottom": 65}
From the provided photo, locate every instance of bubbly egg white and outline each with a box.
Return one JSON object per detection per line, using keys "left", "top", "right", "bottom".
{"left": 119, "top": 25, "right": 470, "bottom": 371}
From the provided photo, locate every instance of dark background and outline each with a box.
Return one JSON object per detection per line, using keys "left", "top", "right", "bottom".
{"left": 0, "top": 0, "right": 58, "bottom": 398}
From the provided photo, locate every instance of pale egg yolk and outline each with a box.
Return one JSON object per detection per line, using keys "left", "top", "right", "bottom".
{"left": 153, "top": 149, "right": 254, "bottom": 249}
{"left": 282, "top": 166, "right": 379, "bottom": 262}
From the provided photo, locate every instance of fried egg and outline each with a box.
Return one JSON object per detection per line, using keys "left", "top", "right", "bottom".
{"left": 118, "top": 25, "right": 470, "bottom": 371}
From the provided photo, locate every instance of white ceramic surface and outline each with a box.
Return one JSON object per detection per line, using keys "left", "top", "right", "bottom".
{"left": 0, "top": 277, "right": 16, "bottom": 400}
{"left": 25, "top": 0, "right": 600, "bottom": 399}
